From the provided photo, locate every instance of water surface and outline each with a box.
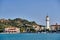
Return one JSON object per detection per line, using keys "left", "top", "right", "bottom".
{"left": 0, "top": 33, "right": 60, "bottom": 40}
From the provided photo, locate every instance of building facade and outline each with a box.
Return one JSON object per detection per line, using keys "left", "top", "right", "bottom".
{"left": 51, "top": 23, "right": 60, "bottom": 31}
{"left": 5, "top": 26, "right": 20, "bottom": 33}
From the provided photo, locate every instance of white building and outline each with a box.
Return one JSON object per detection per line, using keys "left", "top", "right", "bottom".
{"left": 46, "top": 16, "right": 50, "bottom": 30}
{"left": 5, "top": 26, "right": 20, "bottom": 33}
{"left": 33, "top": 25, "right": 40, "bottom": 31}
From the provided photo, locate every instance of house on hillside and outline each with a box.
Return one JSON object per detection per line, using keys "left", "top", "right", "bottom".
{"left": 32, "top": 25, "right": 45, "bottom": 32}
{"left": 33, "top": 25, "right": 41, "bottom": 31}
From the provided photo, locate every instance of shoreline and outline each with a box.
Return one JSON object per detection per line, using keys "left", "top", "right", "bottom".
{"left": 0, "top": 32, "right": 60, "bottom": 34}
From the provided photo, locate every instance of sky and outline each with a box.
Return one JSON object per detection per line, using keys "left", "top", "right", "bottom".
{"left": 0, "top": 0, "right": 60, "bottom": 25}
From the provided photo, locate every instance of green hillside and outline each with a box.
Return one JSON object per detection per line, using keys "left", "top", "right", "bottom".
{"left": 0, "top": 18, "right": 38, "bottom": 33}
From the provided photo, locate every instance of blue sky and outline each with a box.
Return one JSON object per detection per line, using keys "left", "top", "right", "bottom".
{"left": 0, "top": 0, "right": 60, "bottom": 25}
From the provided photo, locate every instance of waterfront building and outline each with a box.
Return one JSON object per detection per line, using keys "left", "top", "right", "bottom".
{"left": 39, "top": 25, "right": 45, "bottom": 31}
{"left": 5, "top": 26, "right": 20, "bottom": 33}
{"left": 51, "top": 23, "right": 60, "bottom": 31}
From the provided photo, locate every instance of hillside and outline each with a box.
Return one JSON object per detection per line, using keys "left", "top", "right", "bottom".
{"left": 0, "top": 18, "right": 38, "bottom": 32}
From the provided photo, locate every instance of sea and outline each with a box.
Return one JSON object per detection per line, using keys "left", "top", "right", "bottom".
{"left": 0, "top": 33, "right": 60, "bottom": 40}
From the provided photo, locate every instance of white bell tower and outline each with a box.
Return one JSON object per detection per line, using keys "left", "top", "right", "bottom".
{"left": 46, "top": 16, "right": 50, "bottom": 30}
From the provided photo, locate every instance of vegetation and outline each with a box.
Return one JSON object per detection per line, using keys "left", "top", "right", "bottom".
{"left": 0, "top": 18, "right": 38, "bottom": 33}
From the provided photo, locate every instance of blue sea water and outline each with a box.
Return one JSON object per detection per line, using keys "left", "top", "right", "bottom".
{"left": 0, "top": 33, "right": 60, "bottom": 40}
